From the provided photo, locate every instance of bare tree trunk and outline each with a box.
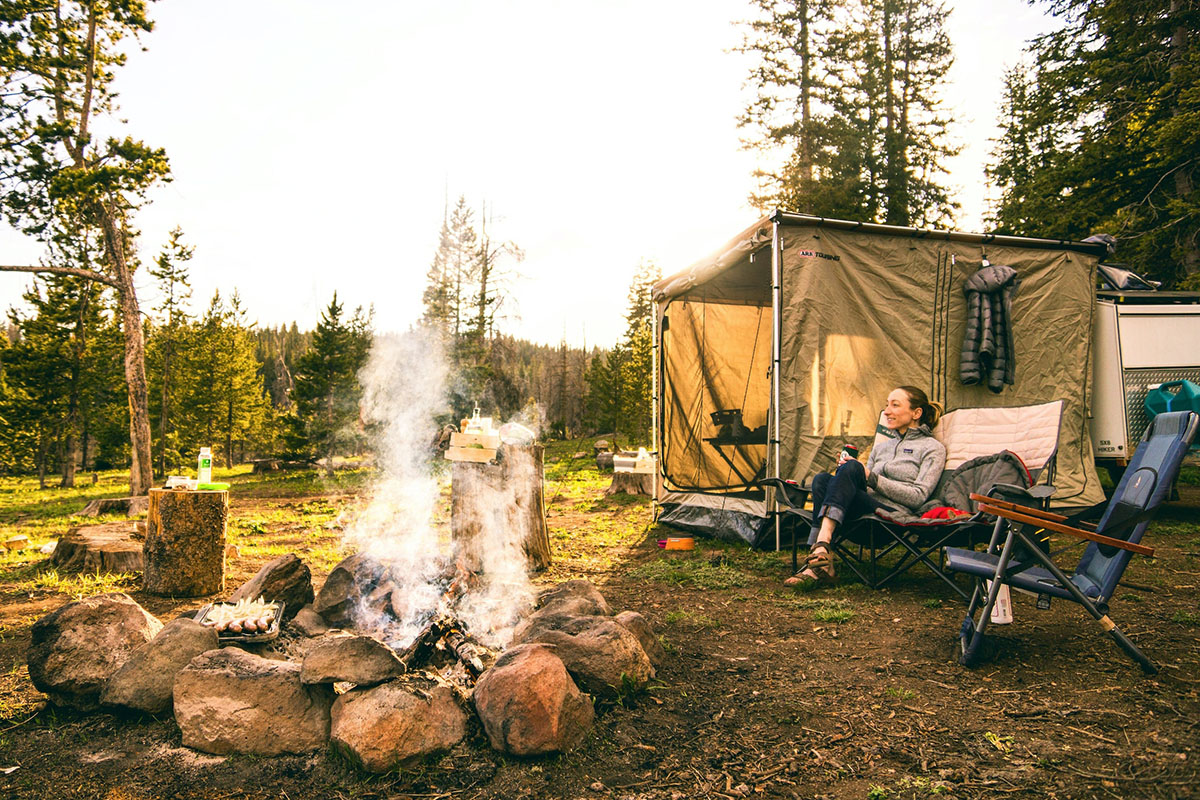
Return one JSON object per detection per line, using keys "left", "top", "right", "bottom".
{"left": 100, "top": 210, "right": 153, "bottom": 496}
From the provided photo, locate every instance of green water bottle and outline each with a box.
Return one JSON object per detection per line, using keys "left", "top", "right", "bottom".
{"left": 198, "top": 446, "right": 213, "bottom": 485}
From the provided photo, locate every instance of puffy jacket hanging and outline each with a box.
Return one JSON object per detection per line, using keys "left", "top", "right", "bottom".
{"left": 960, "top": 264, "right": 1019, "bottom": 392}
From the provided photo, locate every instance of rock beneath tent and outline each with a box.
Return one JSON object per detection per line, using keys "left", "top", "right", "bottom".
{"left": 473, "top": 643, "right": 594, "bottom": 756}
{"left": 300, "top": 634, "right": 406, "bottom": 686}
{"left": 174, "top": 648, "right": 333, "bottom": 755}
{"left": 101, "top": 617, "right": 218, "bottom": 715}
{"left": 27, "top": 593, "right": 162, "bottom": 711}
{"left": 313, "top": 554, "right": 385, "bottom": 627}
{"left": 229, "top": 553, "right": 313, "bottom": 620}
{"left": 330, "top": 676, "right": 467, "bottom": 772}
{"left": 614, "top": 611, "right": 667, "bottom": 668}
{"left": 518, "top": 616, "right": 654, "bottom": 700}
{"left": 536, "top": 579, "right": 612, "bottom": 618}
{"left": 289, "top": 604, "right": 331, "bottom": 637}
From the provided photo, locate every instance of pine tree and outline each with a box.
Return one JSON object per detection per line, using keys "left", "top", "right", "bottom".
{"left": 147, "top": 227, "right": 194, "bottom": 476}
{"left": 289, "top": 294, "right": 372, "bottom": 476}
{"left": 740, "top": 0, "right": 958, "bottom": 225}
{"left": 987, "top": 0, "right": 1199, "bottom": 284}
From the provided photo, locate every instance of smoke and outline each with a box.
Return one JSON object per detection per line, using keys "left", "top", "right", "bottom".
{"left": 340, "top": 327, "right": 537, "bottom": 650}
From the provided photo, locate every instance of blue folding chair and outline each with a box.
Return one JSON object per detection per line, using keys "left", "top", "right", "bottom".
{"left": 945, "top": 410, "right": 1199, "bottom": 674}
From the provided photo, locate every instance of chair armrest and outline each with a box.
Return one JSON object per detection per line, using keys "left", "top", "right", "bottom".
{"left": 986, "top": 483, "right": 1056, "bottom": 504}
{"left": 975, "top": 501, "right": 1155, "bottom": 557}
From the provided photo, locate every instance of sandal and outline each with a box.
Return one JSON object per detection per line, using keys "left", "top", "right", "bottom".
{"left": 784, "top": 543, "right": 836, "bottom": 588}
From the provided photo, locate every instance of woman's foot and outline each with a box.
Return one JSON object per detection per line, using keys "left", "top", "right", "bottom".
{"left": 785, "top": 543, "right": 835, "bottom": 587}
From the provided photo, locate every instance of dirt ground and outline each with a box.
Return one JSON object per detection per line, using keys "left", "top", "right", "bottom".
{"left": 0, "top": 464, "right": 1198, "bottom": 800}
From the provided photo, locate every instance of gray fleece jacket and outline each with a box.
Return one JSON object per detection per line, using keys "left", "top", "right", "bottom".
{"left": 865, "top": 424, "right": 947, "bottom": 511}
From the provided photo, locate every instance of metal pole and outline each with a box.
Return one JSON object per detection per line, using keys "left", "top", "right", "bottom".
{"left": 651, "top": 301, "right": 660, "bottom": 515}
{"left": 771, "top": 221, "right": 783, "bottom": 551}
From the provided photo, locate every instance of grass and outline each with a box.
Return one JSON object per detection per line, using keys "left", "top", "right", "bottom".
{"left": 884, "top": 686, "right": 916, "bottom": 701}
{"left": 1170, "top": 610, "right": 1200, "bottom": 626}
{"left": 628, "top": 554, "right": 750, "bottom": 590}
{"left": 663, "top": 609, "right": 721, "bottom": 628}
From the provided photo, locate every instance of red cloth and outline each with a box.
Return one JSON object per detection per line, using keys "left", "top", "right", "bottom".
{"left": 921, "top": 505, "right": 972, "bottom": 520}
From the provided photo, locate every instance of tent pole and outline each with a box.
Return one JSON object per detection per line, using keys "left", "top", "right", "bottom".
{"left": 651, "top": 302, "right": 660, "bottom": 518}
{"left": 771, "top": 220, "right": 783, "bottom": 551}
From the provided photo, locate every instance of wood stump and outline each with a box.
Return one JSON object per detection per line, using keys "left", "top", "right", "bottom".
{"left": 78, "top": 496, "right": 150, "bottom": 517}
{"left": 143, "top": 489, "right": 228, "bottom": 597}
{"left": 451, "top": 444, "right": 551, "bottom": 572}
{"left": 51, "top": 523, "right": 145, "bottom": 573}
{"left": 606, "top": 472, "right": 654, "bottom": 497}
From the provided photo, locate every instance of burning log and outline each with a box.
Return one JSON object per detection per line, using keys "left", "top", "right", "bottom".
{"left": 399, "top": 615, "right": 489, "bottom": 680}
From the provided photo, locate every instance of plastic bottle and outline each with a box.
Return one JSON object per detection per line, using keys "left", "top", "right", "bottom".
{"left": 198, "top": 447, "right": 213, "bottom": 485}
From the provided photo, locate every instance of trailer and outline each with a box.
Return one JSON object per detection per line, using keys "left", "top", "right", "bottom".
{"left": 1089, "top": 286, "right": 1200, "bottom": 474}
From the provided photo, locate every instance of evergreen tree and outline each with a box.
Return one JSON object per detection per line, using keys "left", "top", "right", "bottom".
{"left": 289, "top": 294, "right": 372, "bottom": 476}
{"left": 740, "top": 0, "right": 957, "bottom": 225}
{"left": 987, "top": 0, "right": 1199, "bottom": 284}
{"left": 0, "top": 1, "right": 171, "bottom": 495}
{"left": 147, "top": 228, "right": 194, "bottom": 475}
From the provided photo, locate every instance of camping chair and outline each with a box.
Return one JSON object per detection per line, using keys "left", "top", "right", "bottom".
{"left": 762, "top": 400, "right": 1064, "bottom": 599}
{"left": 946, "top": 410, "right": 1199, "bottom": 674}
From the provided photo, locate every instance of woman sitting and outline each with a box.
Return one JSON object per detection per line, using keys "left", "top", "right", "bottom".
{"left": 786, "top": 386, "right": 947, "bottom": 587}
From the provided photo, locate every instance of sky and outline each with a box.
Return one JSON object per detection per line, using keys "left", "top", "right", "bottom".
{"left": 0, "top": 0, "right": 1057, "bottom": 347}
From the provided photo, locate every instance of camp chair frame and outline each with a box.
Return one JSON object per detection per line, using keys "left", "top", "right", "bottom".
{"left": 946, "top": 410, "right": 1199, "bottom": 674}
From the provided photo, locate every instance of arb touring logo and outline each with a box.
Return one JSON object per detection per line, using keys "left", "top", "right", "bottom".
{"left": 796, "top": 248, "right": 841, "bottom": 262}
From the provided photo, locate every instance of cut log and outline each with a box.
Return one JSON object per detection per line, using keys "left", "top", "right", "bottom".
{"left": 50, "top": 523, "right": 145, "bottom": 573}
{"left": 451, "top": 444, "right": 551, "bottom": 572}
{"left": 605, "top": 472, "right": 654, "bottom": 497}
{"left": 143, "top": 489, "right": 228, "bottom": 597}
{"left": 595, "top": 452, "right": 615, "bottom": 472}
{"left": 78, "top": 496, "right": 150, "bottom": 518}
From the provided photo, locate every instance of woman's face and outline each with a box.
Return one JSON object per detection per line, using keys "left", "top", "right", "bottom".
{"left": 883, "top": 388, "right": 921, "bottom": 432}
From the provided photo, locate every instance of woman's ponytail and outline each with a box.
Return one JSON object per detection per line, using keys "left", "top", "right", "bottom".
{"left": 898, "top": 386, "right": 942, "bottom": 430}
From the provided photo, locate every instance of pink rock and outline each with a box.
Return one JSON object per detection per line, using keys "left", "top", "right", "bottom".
{"left": 331, "top": 677, "right": 467, "bottom": 771}
{"left": 614, "top": 611, "right": 667, "bottom": 668}
{"left": 473, "top": 643, "right": 594, "bottom": 756}
{"left": 27, "top": 593, "right": 162, "bottom": 710}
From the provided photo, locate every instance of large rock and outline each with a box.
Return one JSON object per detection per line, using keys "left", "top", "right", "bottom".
{"left": 614, "top": 611, "right": 667, "bottom": 668}
{"left": 27, "top": 593, "right": 162, "bottom": 710}
{"left": 101, "top": 618, "right": 218, "bottom": 714}
{"left": 300, "top": 635, "right": 406, "bottom": 686}
{"left": 230, "top": 553, "right": 313, "bottom": 620}
{"left": 174, "top": 648, "right": 333, "bottom": 755}
{"left": 330, "top": 677, "right": 467, "bottom": 772}
{"left": 519, "top": 616, "right": 654, "bottom": 699}
{"left": 473, "top": 643, "right": 594, "bottom": 756}
{"left": 536, "top": 580, "right": 612, "bottom": 618}
{"left": 313, "top": 554, "right": 386, "bottom": 627}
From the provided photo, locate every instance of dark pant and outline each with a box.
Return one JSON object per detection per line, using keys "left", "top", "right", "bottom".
{"left": 807, "top": 460, "right": 884, "bottom": 546}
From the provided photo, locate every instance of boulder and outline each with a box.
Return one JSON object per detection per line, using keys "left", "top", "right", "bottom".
{"left": 536, "top": 580, "right": 612, "bottom": 617}
{"left": 101, "top": 617, "right": 218, "bottom": 715}
{"left": 614, "top": 611, "right": 667, "bottom": 668}
{"left": 27, "top": 593, "right": 162, "bottom": 710}
{"left": 330, "top": 677, "right": 467, "bottom": 772}
{"left": 289, "top": 604, "right": 330, "bottom": 637}
{"left": 473, "top": 643, "right": 594, "bottom": 756}
{"left": 229, "top": 553, "right": 314, "bottom": 620}
{"left": 174, "top": 647, "right": 333, "bottom": 755}
{"left": 300, "top": 635, "right": 406, "bottom": 686}
{"left": 313, "top": 554, "right": 385, "bottom": 627}
{"left": 519, "top": 616, "right": 654, "bottom": 699}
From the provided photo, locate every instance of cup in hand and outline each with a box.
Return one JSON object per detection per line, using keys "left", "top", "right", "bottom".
{"left": 838, "top": 444, "right": 859, "bottom": 466}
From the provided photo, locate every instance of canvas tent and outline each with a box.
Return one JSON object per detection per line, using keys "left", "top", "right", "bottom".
{"left": 653, "top": 211, "right": 1109, "bottom": 549}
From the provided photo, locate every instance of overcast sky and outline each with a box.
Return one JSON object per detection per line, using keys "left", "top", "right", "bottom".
{"left": 0, "top": 0, "right": 1056, "bottom": 347}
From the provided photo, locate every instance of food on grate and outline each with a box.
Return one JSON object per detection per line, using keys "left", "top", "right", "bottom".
{"left": 200, "top": 596, "right": 279, "bottom": 636}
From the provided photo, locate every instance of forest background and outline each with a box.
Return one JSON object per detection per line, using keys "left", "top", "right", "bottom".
{"left": 0, "top": 0, "right": 1195, "bottom": 491}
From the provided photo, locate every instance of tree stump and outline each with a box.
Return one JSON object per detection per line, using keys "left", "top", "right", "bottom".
{"left": 78, "top": 496, "right": 150, "bottom": 517}
{"left": 50, "top": 523, "right": 145, "bottom": 573}
{"left": 143, "top": 489, "right": 228, "bottom": 597}
{"left": 606, "top": 472, "right": 654, "bottom": 497}
{"left": 451, "top": 444, "right": 551, "bottom": 572}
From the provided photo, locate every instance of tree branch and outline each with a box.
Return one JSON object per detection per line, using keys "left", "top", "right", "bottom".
{"left": 0, "top": 264, "right": 118, "bottom": 288}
